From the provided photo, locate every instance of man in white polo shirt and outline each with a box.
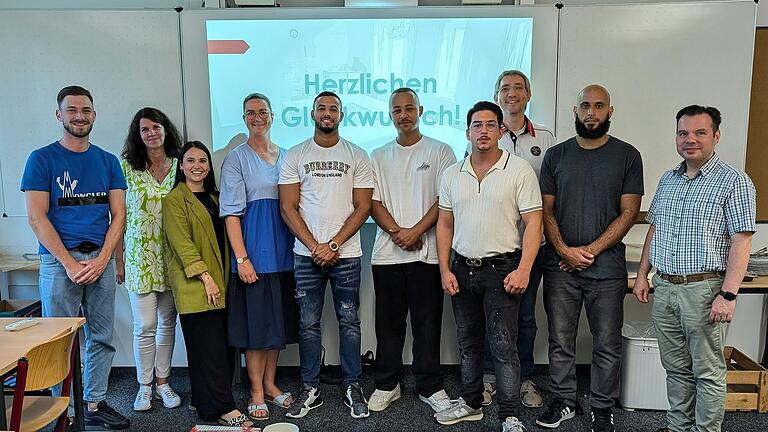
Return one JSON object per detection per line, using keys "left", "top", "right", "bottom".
{"left": 435, "top": 101, "right": 543, "bottom": 432}
{"left": 279, "top": 91, "right": 374, "bottom": 420}
{"left": 474, "top": 70, "right": 555, "bottom": 408}
{"left": 367, "top": 88, "right": 456, "bottom": 414}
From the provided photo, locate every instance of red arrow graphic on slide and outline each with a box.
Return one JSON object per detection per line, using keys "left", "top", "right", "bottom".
{"left": 208, "top": 40, "right": 250, "bottom": 54}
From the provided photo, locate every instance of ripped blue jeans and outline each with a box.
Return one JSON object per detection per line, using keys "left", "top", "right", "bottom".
{"left": 451, "top": 255, "right": 522, "bottom": 420}
{"left": 294, "top": 254, "right": 362, "bottom": 388}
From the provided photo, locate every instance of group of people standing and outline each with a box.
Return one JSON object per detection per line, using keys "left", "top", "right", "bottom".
{"left": 20, "top": 69, "right": 755, "bottom": 432}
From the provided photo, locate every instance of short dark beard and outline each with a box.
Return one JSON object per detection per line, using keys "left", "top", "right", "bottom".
{"left": 575, "top": 116, "right": 610, "bottom": 140}
{"left": 314, "top": 120, "right": 339, "bottom": 135}
{"left": 63, "top": 122, "right": 92, "bottom": 138}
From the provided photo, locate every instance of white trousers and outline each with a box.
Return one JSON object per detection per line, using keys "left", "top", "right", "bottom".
{"left": 128, "top": 290, "right": 177, "bottom": 384}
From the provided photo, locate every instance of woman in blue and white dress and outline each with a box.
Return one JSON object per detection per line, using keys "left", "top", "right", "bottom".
{"left": 219, "top": 92, "right": 299, "bottom": 422}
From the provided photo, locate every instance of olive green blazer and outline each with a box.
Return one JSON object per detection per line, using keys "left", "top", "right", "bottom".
{"left": 162, "top": 183, "right": 229, "bottom": 315}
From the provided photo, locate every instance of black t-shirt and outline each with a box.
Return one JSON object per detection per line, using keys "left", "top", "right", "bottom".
{"left": 539, "top": 136, "right": 644, "bottom": 279}
{"left": 193, "top": 191, "right": 226, "bottom": 261}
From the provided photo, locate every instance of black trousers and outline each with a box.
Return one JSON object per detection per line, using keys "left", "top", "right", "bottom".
{"left": 179, "top": 309, "right": 236, "bottom": 421}
{"left": 372, "top": 262, "right": 444, "bottom": 397}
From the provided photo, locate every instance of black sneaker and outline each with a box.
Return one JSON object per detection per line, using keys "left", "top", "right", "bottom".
{"left": 344, "top": 383, "right": 370, "bottom": 418}
{"left": 536, "top": 398, "right": 576, "bottom": 429}
{"left": 84, "top": 401, "right": 130, "bottom": 430}
{"left": 286, "top": 384, "right": 323, "bottom": 418}
{"left": 591, "top": 407, "right": 615, "bottom": 432}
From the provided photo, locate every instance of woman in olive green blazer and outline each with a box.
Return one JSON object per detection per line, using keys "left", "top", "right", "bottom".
{"left": 162, "top": 141, "right": 252, "bottom": 428}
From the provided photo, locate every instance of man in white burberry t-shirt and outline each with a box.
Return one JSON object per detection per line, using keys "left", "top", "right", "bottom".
{"left": 279, "top": 91, "right": 374, "bottom": 420}
{"left": 367, "top": 88, "right": 456, "bottom": 415}
{"left": 435, "top": 101, "right": 543, "bottom": 432}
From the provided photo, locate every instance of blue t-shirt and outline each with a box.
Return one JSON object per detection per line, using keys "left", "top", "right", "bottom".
{"left": 20, "top": 141, "right": 127, "bottom": 254}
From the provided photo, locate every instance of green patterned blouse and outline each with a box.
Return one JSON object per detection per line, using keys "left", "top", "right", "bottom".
{"left": 121, "top": 158, "right": 177, "bottom": 294}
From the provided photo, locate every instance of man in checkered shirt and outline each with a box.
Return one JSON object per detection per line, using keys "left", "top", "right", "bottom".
{"left": 634, "top": 105, "right": 756, "bottom": 432}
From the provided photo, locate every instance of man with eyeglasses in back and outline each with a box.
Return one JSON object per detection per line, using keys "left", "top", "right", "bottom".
{"left": 435, "top": 101, "right": 543, "bottom": 432}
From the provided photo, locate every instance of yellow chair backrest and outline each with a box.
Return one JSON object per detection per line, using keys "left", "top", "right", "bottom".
{"left": 21, "top": 325, "right": 77, "bottom": 391}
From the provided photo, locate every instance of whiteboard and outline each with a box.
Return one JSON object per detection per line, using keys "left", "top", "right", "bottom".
{"left": 557, "top": 1, "right": 757, "bottom": 210}
{"left": 180, "top": 5, "right": 560, "bottom": 171}
{"left": 0, "top": 10, "right": 184, "bottom": 222}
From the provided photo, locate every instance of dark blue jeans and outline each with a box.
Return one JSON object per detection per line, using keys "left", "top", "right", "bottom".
{"left": 451, "top": 255, "right": 522, "bottom": 420}
{"left": 484, "top": 249, "right": 543, "bottom": 383}
{"left": 294, "top": 254, "right": 363, "bottom": 388}
{"left": 542, "top": 270, "right": 626, "bottom": 409}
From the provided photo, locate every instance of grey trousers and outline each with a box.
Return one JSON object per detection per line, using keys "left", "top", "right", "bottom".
{"left": 652, "top": 274, "right": 726, "bottom": 432}
{"left": 542, "top": 270, "right": 627, "bottom": 409}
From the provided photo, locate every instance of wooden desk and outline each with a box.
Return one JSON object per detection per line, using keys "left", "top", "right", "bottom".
{"left": 1, "top": 317, "right": 86, "bottom": 431}
{"left": 0, "top": 254, "right": 39, "bottom": 300}
{"left": 0, "top": 255, "right": 39, "bottom": 274}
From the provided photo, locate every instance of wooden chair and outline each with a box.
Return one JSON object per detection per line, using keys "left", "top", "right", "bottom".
{"left": 4, "top": 325, "right": 79, "bottom": 432}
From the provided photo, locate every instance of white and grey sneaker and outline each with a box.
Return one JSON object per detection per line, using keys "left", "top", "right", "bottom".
{"left": 434, "top": 397, "right": 483, "bottom": 425}
{"left": 345, "top": 383, "right": 370, "bottom": 418}
{"left": 286, "top": 385, "right": 323, "bottom": 419}
{"left": 155, "top": 383, "right": 181, "bottom": 408}
{"left": 368, "top": 384, "right": 401, "bottom": 412}
{"left": 133, "top": 385, "right": 152, "bottom": 411}
{"left": 503, "top": 416, "right": 527, "bottom": 432}
{"left": 419, "top": 389, "right": 454, "bottom": 412}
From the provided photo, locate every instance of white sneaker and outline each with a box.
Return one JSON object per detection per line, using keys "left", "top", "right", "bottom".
{"left": 133, "top": 385, "right": 152, "bottom": 411}
{"left": 155, "top": 383, "right": 181, "bottom": 408}
{"left": 419, "top": 389, "right": 454, "bottom": 412}
{"left": 503, "top": 416, "right": 527, "bottom": 432}
{"left": 368, "top": 384, "right": 401, "bottom": 412}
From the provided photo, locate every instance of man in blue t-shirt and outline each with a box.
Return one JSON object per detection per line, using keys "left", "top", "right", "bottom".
{"left": 20, "top": 86, "right": 129, "bottom": 430}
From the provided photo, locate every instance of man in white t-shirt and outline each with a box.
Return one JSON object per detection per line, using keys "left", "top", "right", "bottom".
{"left": 435, "top": 101, "right": 543, "bottom": 432}
{"left": 367, "top": 88, "right": 457, "bottom": 415}
{"left": 477, "top": 70, "right": 555, "bottom": 409}
{"left": 278, "top": 91, "right": 374, "bottom": 420}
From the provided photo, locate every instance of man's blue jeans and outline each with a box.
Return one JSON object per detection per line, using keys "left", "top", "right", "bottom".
{"left": 38, "top": 250, "right": 117, "bottom": 403}
{"left": 294, "top": 254, "right": 362, "bottom": 388}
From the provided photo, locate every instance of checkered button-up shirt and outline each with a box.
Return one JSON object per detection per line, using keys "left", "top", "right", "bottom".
{"left": 646, "top": 154, "right": 756, "bottom": 275}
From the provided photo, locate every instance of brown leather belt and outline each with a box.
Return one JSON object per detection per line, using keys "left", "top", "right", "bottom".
{"left": 657, "top": 271, "right": 725, "bottom": 284}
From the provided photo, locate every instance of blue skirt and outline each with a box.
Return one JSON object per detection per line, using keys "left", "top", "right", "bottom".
{"left": 226, "top": 271, "right": 299, "bottom": 350}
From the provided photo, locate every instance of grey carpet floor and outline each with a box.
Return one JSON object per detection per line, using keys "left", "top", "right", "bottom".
{"left": 43, "top": 365, "right": 768, "bottom": 432}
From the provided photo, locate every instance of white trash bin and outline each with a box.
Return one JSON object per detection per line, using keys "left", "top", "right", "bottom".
{"left": 620, "top": 321, "right": 670, "bottom": 411}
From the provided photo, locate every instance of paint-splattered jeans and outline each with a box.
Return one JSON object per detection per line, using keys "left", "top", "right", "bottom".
{"left": 294, "top": 254, "right": 362, "bottom": 388}
{"left": 451, "top": 254, "right": 522, "bottom": 420}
